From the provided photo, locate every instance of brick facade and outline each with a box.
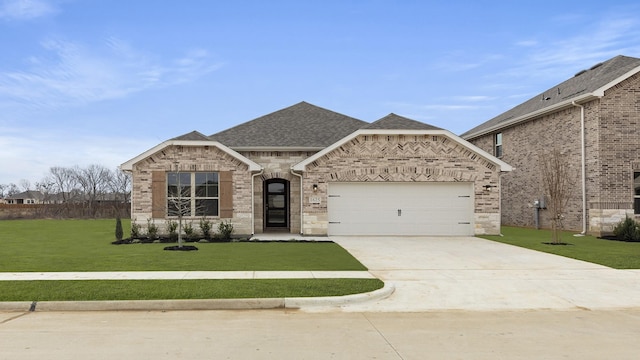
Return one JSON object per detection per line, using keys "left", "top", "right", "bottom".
{"left": 300, "top": 133, "right": 504, "bottom": 235}
{"left": 240, "top": 151, "right": 317, "bottom": 234}
{"left": 130, "top": 145, "right": 254, "bottom": 235}
{"left": 468, "top": 73, "right": 640, "bottom": 235}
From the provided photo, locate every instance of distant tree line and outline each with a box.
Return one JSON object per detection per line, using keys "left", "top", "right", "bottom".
{"left": 0, "top": 164, "right": 131, "bottom": 219}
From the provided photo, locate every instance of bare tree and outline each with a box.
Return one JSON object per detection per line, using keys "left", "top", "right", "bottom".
{"left": 167, "top": 171, "right": 193, "bottom": 248}
{"left": 46, "top": 166, "right": 81, "bottom": 217}
{"left": 76, "top": 164, "right": 111, "bottom": 217}
{"left": 108, "top": 168, "right": 132, "bottom": 217}
{"left": 540, "top": 148, "right": 576, "bottom": 244}
{"left": 19, "top": 179, "right": 32, "bottom": 192}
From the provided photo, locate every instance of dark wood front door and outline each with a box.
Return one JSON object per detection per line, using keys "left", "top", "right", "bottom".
{"left": 265, "top": 179, "right": 289, "bottom": 229}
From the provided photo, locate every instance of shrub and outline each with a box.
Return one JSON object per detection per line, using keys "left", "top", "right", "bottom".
{"left": 130, "top": 220, "right": 141, "bottom": 239}
{"left": 183, "top": 221, "right": 195, "bottom": 240}
{"left": 216, "top": 221, "right": 234, "bottom": 241}
{"left": 115, "top": 217, "right": 123, "bottom": 241}
{"left": 199, "top": 217, "right": 212, "bottom": 240}
{"left": 613, "top": 217, "right": 640, "bottom": 242}
{"left": 166, "top": 220, "right": 178, "bottom": 241}
{"left": 147, "top": 219, "right": 159, "bottom": 239}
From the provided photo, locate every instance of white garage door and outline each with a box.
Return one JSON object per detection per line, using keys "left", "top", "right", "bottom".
{"left": 328, "top": 182, "right": 474, "bottom": 236}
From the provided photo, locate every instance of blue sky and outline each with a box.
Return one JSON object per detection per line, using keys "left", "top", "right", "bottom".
{"left": 1, "top": 0, "right": 640, "bottom": 187}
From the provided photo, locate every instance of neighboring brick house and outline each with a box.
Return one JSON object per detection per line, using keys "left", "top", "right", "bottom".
{"left": 462, "top": 55, "right": 640, "bottom": 236}
{"left": 121, "top": 102, "right": 511, "bottom": 237}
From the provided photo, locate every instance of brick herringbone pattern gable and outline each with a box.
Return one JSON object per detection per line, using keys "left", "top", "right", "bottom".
{"left": 310, "top": 135, "right": 496, "bottom": 179}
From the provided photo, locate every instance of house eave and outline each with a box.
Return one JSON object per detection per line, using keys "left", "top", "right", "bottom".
{"left": 462, "top": 93, "right": 599, "bottom": 141}
{"left": 463, "top": 63, "right": 640, "bottom": 141}
{"left": 292, "top": 129, "right": 512, "bottom": 172}
{"left": 120, "top": 140, "right": 262, "bottom": 172}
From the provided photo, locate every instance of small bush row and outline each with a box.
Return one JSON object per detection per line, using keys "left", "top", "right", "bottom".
{"left": 113, "top": 217, "right": 235, "bottom": 244}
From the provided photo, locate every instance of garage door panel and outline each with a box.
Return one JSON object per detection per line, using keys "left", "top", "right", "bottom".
{"left": 328, "top": 182, "right": 474, "bottom": 236}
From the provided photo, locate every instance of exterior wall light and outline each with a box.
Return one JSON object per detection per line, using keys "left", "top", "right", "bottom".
{"left": 313, "top": 184, "right": 318, "bottom": 192}
{"left": 483, "top": 184, "right": 493, "bottom": 191}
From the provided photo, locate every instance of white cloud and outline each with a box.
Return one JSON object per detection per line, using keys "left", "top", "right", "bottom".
{"left": 0, "top": 37, "right": 223, "bottom": 109}
{"left": 509, "top": 12, "right": 640, "bottom": 80}
{"left": 0, "top": 127, "right": 158, "bottom": 185}
{"left": 0, "top": 0, "right": 55, "bottom": 20}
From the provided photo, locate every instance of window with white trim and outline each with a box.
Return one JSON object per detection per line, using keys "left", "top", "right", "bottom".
{"left": 494, "top": 132, "right": 503, "bottom": 158}
{"left": 167, "top": 172, "right": 219, "bottom": 217}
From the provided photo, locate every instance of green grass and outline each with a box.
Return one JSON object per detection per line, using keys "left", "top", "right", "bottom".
{"left": 480, "top": 226, "right": 640, "bottom": 269}
{"left": 0, "top": 279, "right": 384, "bottom": 301}
{"left": 0, "top": 219, "right": 366, "bottom": 271}
{"left": 0, "top": 219, "right": 380, "bottom": 301}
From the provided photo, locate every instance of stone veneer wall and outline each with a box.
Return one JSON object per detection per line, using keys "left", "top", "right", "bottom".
{"left": 468, "top": 73, "right": 640, "bottom": 235}
{"left": 241, "top": 151, "right": 317, "bottom": 234}
{"left": 300, "top": 134, "right": 503, "bottom": 235}
{"left": 130, "top": 145, "right": 254, "bottom": 235}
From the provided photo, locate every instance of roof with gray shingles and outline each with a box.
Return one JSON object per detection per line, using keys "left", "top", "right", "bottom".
{"left": 365, "top": 113, "right": 442, "bottom": 130}
{"left": 209, "top": 101, "right": 368, "bottom": 148}
{"left": 461, "top": 55, "right": 640, "bottom": 139}
{"left": 171, "top": 131, "right": 211, "bottom": 141}
{"left": 6, "top": 190, "right": 44, "bottom": 200}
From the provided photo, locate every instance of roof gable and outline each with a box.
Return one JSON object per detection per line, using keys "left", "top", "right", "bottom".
{"left": 171, "top": 131, "right": 211, "bottom": 141}
{"left": 462, "top": 55, "right": 640, "bottom": 139}
{"left": 120, "top": 139, "right": 262, "bottom": 171}
{"left": 209, "top": 101, "right": 368, "bottom": 149}
{"left": 365, "top": 113, "right": 442, "bottom": 130}
{"left": 293, "top": 129, "right": 512, "bottom": 172}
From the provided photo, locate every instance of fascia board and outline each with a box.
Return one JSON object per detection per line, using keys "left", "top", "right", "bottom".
{"left": 292, "top": 129, "right": 512, "bottom": 172}
{"left": 120, "top": 140, "right": 262, "bottom": 172}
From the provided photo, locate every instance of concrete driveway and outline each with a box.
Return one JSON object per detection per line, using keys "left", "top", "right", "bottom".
{"left": 326, "top": 236, "right": 640, "bottom": 312}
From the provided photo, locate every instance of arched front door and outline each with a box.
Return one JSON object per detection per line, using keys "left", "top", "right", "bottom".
{"left": 264, "top": 179, "right": 289, "bottom": 230}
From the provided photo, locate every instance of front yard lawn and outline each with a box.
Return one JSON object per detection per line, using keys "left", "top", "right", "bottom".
{"left": 0, "top": 279, "right": 384, "bottom": 301}
{"left": 0, "top": 219, "right": 381, "bottom": 301}
{"left": 480, "top": 226, "right": 640, "bottom": 269}
{"left": 0, "top": 219, "right": 366, "bottom": 272}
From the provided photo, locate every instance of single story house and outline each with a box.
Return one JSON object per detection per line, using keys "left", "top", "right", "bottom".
{"left": 462, "top": 55, "right": 640, "bottom": 235}
{"left": 121, "top": 102, "right": 512, "bottom": 237}
{"left": 5, "top": 190, "right": 44, "bottom": 204}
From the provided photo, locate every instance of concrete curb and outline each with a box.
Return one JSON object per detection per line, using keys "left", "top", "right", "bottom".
{"left": 286, "top": 281, "right": 395, "bottom": 308}
{"left": 0, "top": 283, "right": 394, "bottom": 312}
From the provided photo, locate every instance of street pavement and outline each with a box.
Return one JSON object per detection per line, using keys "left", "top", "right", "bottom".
{"left": 1, "top": 309, "right": 640, "bottom": 359}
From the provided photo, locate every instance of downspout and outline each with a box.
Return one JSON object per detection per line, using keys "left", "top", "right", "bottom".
{"left": 251, "top": 169, "right": 264, "bottom": 236}
{"left": 572, "top": 101, "right": 587, "bottom": 235}
{"left": 290, "top": 168, "right": 304, "bottom": 235}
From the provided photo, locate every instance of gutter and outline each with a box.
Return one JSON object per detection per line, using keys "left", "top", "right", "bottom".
{"left": 571, "top": 101, "right": 587, "bottom": 235}
{"left": 290, "top": 168, "right": 304, "bottom": 235}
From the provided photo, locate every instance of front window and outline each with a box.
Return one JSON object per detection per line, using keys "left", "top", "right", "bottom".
{"left": 494, "top": 132, "right": 503, "bottom": 158}
{"left": 167, "top": 172, "right": 219, "bottom": 217}
{"left": 634, "top": 172, "right": 640, "bottom": 214}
